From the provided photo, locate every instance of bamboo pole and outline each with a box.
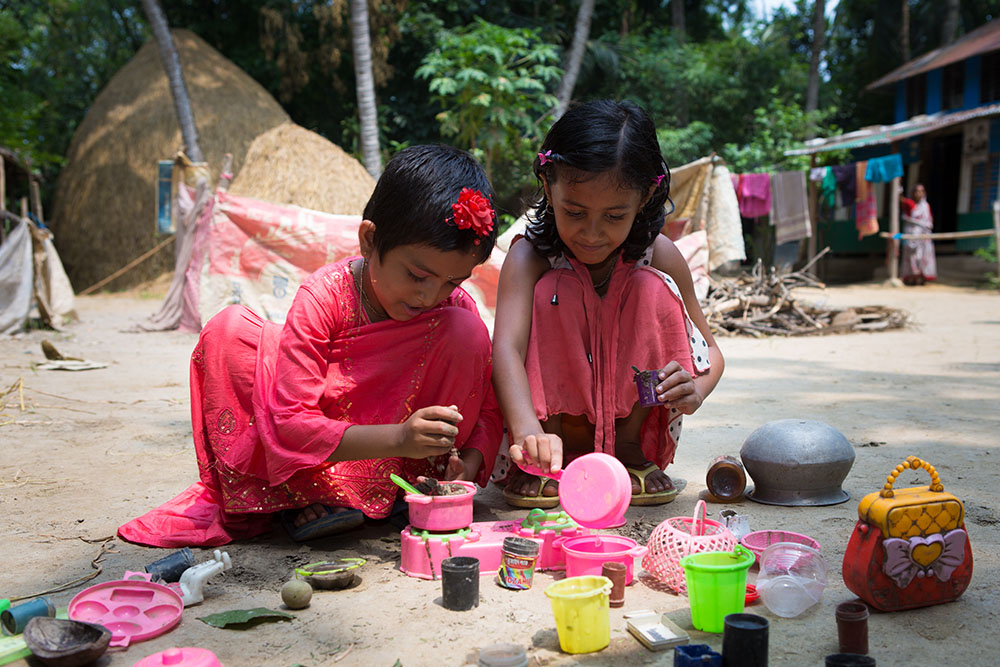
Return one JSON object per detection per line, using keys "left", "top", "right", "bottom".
{"left": 78, "top": 235, "right": 176, "bottom": 295}
{"left": 878, "top": 229, "right": 998, "bottom": 240}
{"left": 994, "top": 200, "right": 1000, "bottom": 282}
{"left": 887, "top": 176, "right": 901, "bottom": 286}
{"left": 0, "top": 156, "right": 5, "bottom": 243}
{"left": 807, "top": 154, "right": 818, "bottom": 263}
{"left": 30, "top": 177, "right": 43, "bottom": 222}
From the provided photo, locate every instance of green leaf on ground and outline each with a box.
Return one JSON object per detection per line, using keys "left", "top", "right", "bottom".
{"left": 196, "top": 607, "right": 294, "bottom": 629}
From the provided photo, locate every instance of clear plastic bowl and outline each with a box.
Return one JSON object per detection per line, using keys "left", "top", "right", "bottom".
{"left": 755, "top": 542, "right": 826, "bottom": 617}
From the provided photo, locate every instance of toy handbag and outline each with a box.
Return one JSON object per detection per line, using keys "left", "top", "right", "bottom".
{"left": 842, "top": 456, "right": 973, "bottom": 611}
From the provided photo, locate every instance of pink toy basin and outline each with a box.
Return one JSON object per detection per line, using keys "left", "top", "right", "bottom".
{"left": 518, "top": 452, "right": 631, "bottom": 529}
{"left": 405, "top": 480, "right": 477, "bottom": 531}
{"left": 554, "top": 534, "right": 648, "bottom": 584}
{"left": 68, "top": 572, "right": 183, "bottom": 648}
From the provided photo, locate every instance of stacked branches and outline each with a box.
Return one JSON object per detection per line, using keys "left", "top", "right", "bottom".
{"left": 704, "top": 252, "right": 909, "bottom": 337}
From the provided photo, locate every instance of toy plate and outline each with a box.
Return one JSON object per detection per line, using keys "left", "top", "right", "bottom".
{"left": 68, "top": 572, "right": 183, "bottom": 648}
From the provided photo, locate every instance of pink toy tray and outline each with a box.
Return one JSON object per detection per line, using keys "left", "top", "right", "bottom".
{"left": 68, "top": 572, "right": 183, "bottom": 648}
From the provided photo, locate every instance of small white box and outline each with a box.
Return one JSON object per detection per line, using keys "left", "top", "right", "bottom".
{"left": 624, "top": 610, "right": 690, "bottom": 651}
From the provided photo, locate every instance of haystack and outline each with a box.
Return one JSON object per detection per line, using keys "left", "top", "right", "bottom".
{"left": 51, "top": 29, "right": 289, "bottom": 290}
{"left": 229, "top": 122, "right": 375, "bottom": 214}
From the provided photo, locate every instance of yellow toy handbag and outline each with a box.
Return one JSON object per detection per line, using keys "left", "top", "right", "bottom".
{"left": 842, "top": 456, "right": 973, "bottom": 611}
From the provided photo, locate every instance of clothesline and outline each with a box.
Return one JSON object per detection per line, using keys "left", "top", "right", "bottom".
{"left": 731, "top": 153, "right": 905, "bottom": 245}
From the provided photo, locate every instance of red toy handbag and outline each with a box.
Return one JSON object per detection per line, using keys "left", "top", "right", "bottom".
{"left": 842, "top": 456, "right": 973, "bottom": 611}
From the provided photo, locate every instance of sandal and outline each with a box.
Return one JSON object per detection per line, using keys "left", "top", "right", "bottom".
{"left": 280, "top": 505, "right": 365, "bottom": 542}
{"left": 502, "top": 476, "right": 560, "bottom": 509}
{"left": 626, "top": 463, "right": 679, "bottom": 506}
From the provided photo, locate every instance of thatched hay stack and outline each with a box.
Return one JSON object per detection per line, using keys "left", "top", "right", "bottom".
{"left": 229, "top": 122, "right": 375, "bottom": 214}
{"left": 51, "top": 29, "right": 289, "bottom": 290}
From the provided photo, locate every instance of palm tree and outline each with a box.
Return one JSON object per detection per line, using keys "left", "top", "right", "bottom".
{"left": 139, "top": 0, "right": 202, "bottom": 163}
{"left": 805, "top": 0, "right": 826, "bottom": 116}
{"left": 351, "top": 0, "right": 381, "bottom": 179}
{"left": 554, "top": 0, "right": 595, "bottom": 120}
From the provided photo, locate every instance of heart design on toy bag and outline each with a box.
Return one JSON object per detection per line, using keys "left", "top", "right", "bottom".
{"left": 910, "top": 539, "right": 943, "bottom": 567}
{"left": 882, "top": 530, "right": 967, "bottom": 588}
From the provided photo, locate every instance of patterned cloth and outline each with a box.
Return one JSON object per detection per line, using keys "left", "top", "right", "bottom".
{"left": 901, "top": 198, "right": 937, "bottom": 281}
{"left": 855, "top": 161, "right": 880, "bottom": 240}
{"left": 119, "top": 257, "right": 502, "bottom": 547}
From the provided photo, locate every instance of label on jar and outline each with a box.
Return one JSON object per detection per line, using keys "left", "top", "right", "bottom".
{"left": 497, "top": 552, "right": 537, "bottom": 590}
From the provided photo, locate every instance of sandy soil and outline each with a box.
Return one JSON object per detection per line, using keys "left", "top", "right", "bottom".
{"left": 2, "top": 277, "right": 999, "bottom": 667}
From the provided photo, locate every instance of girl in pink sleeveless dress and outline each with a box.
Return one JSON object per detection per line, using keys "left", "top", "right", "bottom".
{"left": 120, "top": 145, "right": 502, "bottom": 546}
{"left": 492, "top": 100, "right": 724, "bottom": 508}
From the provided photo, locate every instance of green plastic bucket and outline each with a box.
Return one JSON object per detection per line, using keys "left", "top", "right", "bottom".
{"left": 680, "top": 546, "right": 755, "bottom": 633}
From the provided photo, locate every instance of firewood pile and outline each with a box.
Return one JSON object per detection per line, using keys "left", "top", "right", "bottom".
{"left": 704, "top": 253, "right": 910, "bottom": 337}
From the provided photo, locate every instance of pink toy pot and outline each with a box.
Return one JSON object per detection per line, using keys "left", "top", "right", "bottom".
{"left": 518, "top": 452, "right": 632, "bottom": 529}
{"left": 554, "top": 534, "right": 648, "bottom": 584}
{"left": 405, "top": 480, "right": 477, "bottom": 531}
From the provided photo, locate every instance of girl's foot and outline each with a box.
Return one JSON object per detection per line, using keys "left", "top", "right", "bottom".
{"left": 294, "top": 503, "right": 357, "bottom": 527}
{"left": 502, "top": 467, "right": 560, "bottom": 508}
{"left": 615, "top": 440, "right": 677, "bottom": 504}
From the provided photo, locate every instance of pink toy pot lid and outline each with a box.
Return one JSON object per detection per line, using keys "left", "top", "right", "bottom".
{"left": 68, "top": 572, "right": 182, "bottom": 648}
{"left": 518, "top": 452, "right": 631, "bottom": 529}
{"left": 133, "top": 647, "right": 223, "bottom": 666}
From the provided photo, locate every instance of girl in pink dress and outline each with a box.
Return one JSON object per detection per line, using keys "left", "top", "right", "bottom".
{"left": 492, "top": 100, "right": 724, "bottom": 508}
{"left": 120, "top": 145, "right": 502, "bottom": 546}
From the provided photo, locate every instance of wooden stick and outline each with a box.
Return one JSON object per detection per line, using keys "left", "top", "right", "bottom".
{"left": 78, "top": 235, "right": 176, "bottom": 295}
{"left": 30, "top": 178, "right": 43, "bottom": 222}
{"left": 878, "top": 229, "right": 997, "bottom": 240}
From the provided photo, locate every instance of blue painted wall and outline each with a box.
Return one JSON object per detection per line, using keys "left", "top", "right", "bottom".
{"left": 926, "top": 68, "right": 943, "bottom": 113}
{"left": 965, "top": 56, "right": 982, "bottom": 109}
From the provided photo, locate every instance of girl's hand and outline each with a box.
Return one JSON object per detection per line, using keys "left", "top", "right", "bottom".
{"left": 397, "top": 405, "right": 463, "bottom": 459}
{"left": 509, "top": 432, "right": 564, "bottom": 475}
{"left": 443, "top": 448, "right": 483, "bottom": 482}
{"left": 656, "top": 361, "right": 703, "bottom": 415}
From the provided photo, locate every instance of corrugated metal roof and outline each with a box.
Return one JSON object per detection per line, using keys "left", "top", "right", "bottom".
{"left": 867, "top": 19, "right": 1000, "bottom": 90}
{"left": 785, "top": 102, "right": 1000, "bottom": 156}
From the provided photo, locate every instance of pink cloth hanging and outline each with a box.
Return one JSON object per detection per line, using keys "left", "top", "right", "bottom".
{"left": 737, "top": 173, "right": 772, "bottom": 218}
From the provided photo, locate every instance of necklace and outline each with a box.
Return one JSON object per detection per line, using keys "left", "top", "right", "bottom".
{"left": 355, "top": 259, "right": 386, "bottom": 322}
{"left": 591, "top": 260, "right": 616, "bottom": 292}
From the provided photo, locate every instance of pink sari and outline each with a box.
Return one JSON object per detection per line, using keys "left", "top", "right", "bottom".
{"left": 523, "top": 248, "right": 709, "bottom": 470}
{"left": 119, "top": 258, "right": 501, "bottom": 547}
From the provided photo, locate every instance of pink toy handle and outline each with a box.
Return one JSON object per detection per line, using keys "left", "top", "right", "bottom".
{"left": 123, "top": 571, "right": 153, "bottom": 582}
{"left": 514, "top": 454, "right": 563, "bottom": 481}
{"left": 692, "top": 500, "right": 709, "bottom": 537}
{"left": 405, "top": 494, "right": 433, "bottom": 505}
{"left": 551, "top": 536, "right": 568, "bottom": 553}
{"left": 629, "top": 545, "right": 649, "bottom": 559}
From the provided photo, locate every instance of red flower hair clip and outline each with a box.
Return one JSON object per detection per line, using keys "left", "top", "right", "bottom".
{"left": 450, "top": 188, "right": 495, "bottom": 241}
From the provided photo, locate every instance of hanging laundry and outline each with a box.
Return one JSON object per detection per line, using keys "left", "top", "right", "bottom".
{"left": 864, "top": 154, "right": 903, "bottom": 183}
{"left": 809, "top": 167, "right": 827, "bottom": 182}
{"left": 770, "top": 171, "right": 812, "bottom": 244}
{"left": 832, "top": 164, "right": 856, "bottom": 207}
{"left": 818, "top": 166, "right": 836, "bottom": 212}
{"left": 737, "top": 173, "right": 771, "bottom": 218}
{"left": 855, "top": 161, "right": 879, "bottom": 239}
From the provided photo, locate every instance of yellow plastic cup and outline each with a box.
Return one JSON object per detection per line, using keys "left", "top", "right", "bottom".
{"left": 544, "top": 575, "right": 612, "bottom": 653}
{"left": 680, "top": 546, "right": 755, "bottom": 633}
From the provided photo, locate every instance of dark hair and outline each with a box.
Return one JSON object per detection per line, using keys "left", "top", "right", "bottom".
{"left": 525, "top": 99, "right": 672, "bottom": 262}
{"left": 364, "top": 144, "right": 498, "bottom": 263}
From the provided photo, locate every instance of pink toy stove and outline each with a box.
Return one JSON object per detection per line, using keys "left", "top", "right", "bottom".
{"left": 400, "top": 509, "right": 590, "bottom": 580}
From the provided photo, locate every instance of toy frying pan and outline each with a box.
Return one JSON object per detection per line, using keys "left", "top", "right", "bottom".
{"left": 68, "top": 572, "right": 182, "bottom": 648}
{"left": 517, "top": 452, "right": 631, "bottom": 529}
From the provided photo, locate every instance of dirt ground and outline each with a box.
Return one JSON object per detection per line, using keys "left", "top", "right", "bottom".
{"left": 2, "top": 269, "right": 999, "bottom": 666}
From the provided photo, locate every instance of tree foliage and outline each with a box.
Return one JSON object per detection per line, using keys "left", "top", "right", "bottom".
{"left": 5, "top": 0, "right": 1000, "bottom": 218}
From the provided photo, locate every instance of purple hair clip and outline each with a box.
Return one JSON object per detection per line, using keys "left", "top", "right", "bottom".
{"left": 654, "top": 174, "right": 665, "bottom": 187}
{"left": 538, "top": 150, "right": 552, "bottom": 166}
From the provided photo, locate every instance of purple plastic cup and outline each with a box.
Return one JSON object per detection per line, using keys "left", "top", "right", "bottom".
{"left": 633, "top": 368, "right": 660, "bottom": 408}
